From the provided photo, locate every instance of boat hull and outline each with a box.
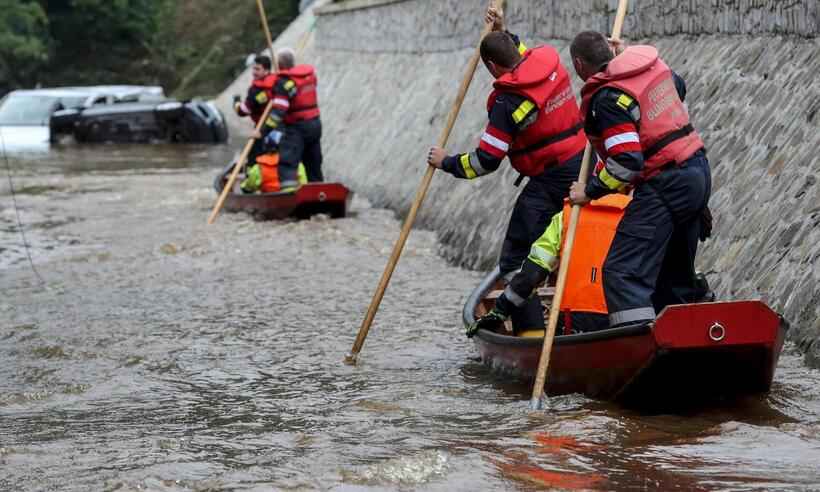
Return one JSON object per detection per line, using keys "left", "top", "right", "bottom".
{"left": 465, "top": 268, "right": 788, "bottom": 406}
{"left": 214, "top": 166, "right": 353, "bottom": 220}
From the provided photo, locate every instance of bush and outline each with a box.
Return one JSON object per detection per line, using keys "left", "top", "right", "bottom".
{"left": 0, "top": 0, "right": 299, "bottom": 97}
{"left": 0, "top": 0, "right": 49, "bottom": 93}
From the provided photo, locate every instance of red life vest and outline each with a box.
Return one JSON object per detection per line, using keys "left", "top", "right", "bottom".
{"left": 256, "top": 153, "right": 281, "bottom": 193}
{"left": 580, "top": 46, "right": 704, "bottom": 181}
{"left": 559, "top": 194, "right": 631, "bottom": 316}
{"left": 279, "top": 65, "right": 320, "bottom": 124}
{"left": 487, "top": 46, "right": 586, "bottom": 176}
{"left": 249, "top": 74, "right": 278, "bottom": 123}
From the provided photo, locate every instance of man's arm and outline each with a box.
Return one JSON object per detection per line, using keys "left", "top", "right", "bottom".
{"left": 507, "top": 31, "right": 528, "bottom": 55}
{"left": 584, "top": 89, "right": 644, "bottom": 200}
{"left": 486, "top": 6, "right": 527, "bottom": 54}
{"left": 237, "top": 86, "right": 268, "bottom": 117}
{"left": 437, "top": 93, "right": 535, "bottom": 179}
{"left": 584, "top": 70, "right": 688, "bottom": 200}
{"left": 261, "top": 77, "right": 297, "bottom": 134}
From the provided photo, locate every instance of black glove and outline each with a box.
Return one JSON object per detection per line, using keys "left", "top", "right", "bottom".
{"left": 232, "top": 94, "right": 241, "bottom": 104}
{"left": 466, "top": 307, "right": 508, "bottom": 338}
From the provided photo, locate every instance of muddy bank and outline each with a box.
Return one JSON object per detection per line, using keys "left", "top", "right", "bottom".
{"left": 215, "top": 0, "right": 820, "bottom": 363}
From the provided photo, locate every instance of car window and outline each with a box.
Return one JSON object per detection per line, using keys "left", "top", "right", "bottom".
{"left": 60, "top": 96, "right": 89, "bottom": 109}
{"left": 0, "top": 95, "right": 60, "bottom": 126}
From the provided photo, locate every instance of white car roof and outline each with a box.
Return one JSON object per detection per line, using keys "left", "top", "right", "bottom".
{"left": 7, "top": 85, "right": 165, "bottom": 99}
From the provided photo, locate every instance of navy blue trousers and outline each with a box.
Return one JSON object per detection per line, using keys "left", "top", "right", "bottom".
{"left": 603, "top": 151, "right": 712, "bottom": 327}
{"left": 499, "top": 154, "right": 582, "bottom": 330}
{"left": 279, "top": 117, "right": 324, "bottom": 186}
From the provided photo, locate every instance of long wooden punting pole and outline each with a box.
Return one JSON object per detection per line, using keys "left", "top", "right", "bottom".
{"left": 529, "top": 0, "right": 629, "bottom": 410}
{"left": 345, "top": 0, "right": 503, "bottom": 365}
{"left": 256, "top": 0, "right": 277, "bottom": 60}
{"left": 207, "top": 0, "right": 281, "bottom": 225}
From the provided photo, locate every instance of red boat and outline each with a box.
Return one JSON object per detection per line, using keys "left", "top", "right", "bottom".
{"left": 464, "top": 268, "right": 788, "bottom": 407}
{"left": 214, "top": 165, "right": 353, "bottom": 220}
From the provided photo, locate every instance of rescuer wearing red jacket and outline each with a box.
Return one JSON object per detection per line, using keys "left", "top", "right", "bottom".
{"left": 262, "top": 48, "right": 323, "bottom": 190}
{"left": 567, "top": 33, "right": 712, "bottom": 328}
{"left": 234, "top": 55, "right": 278, "bottom": 164}
{"left": 427, "top": 7, "right": 586, "bottom": 332}
{"left": 234, "top": 55, "right": 277, "bottom": 125}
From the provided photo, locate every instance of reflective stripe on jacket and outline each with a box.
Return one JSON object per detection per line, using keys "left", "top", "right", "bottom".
{"left": 488, "top": 46, "right": 586, "bottom": 176}
{"left": 278, "top": 65, "right": 320, "bottom": 124}
{"left": 580, "top": 46, "right": 704, "bottom": 182}
{"left": 248, "top": 74, "right": 278, "bottom": 124}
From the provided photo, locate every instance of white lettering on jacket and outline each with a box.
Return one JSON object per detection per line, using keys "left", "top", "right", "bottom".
{"left": 544, "top": 86, "right": 573, "bottom": 115}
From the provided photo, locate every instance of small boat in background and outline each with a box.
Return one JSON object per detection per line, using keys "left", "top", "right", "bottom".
{"left": 213, "top": 164, "right": 353, "bottom": 220}
{"left": 463, "top": 268, "right": 788, "bottom": 408}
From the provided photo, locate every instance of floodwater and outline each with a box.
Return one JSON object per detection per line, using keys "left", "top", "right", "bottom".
{"left": 2, "top": 142, "right": 820, "bottom": 491}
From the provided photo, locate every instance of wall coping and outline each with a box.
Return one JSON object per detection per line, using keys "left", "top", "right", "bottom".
{"left": 316, "top": 0, "right": 412, "bottom": 15}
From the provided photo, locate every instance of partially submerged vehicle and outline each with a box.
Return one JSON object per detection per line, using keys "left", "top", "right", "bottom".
{"left": 213, "top": 163, "right": 353, "bottom": 220}
{"left": 464, "top": 268, "right": 788, "bottom": 409}
{"left": 0, "top": 86, "right": 163, "bottom": 149}
{"left": 51, "top": 99, "right": 228, "bottom": 144}
{"left": 0, "top": 86, "right": 227, "bottom": 148}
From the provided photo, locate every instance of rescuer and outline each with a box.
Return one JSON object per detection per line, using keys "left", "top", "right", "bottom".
{"left": 427, "top": 6, "right": 586, "bottom": 332}
{"left": 234, "top": 55, "right": 278, "bottom": 163}
{"left": 240, "top": 130, "right": 308, "bottom": 194}
{"left": 567, "top": 32, "right": 712, "bottom": 328}
{"left": 265, "top": 47, "right": 323, "bottom": 191}
{"left": 240, "top": 152, "right": 282, "bottom": 194}
{"left": 470, "top": 191, "right": 631, "bottom": 337}
{"left": 234, "top": 55, "right": 277, "bottom": 125}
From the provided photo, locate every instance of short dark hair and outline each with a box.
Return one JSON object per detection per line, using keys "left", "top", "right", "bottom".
{"left": 254, "top": 55, "right": 272, "bottom": 71}
{"left": 480, "top": 31, "right": 521, "bottom": 69}
{"left": 570, "top": 31, "right": 613, "bottom": 70}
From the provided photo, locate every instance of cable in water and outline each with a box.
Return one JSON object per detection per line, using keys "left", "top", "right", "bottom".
{"left": 1, "top": 131, "right": 46, "bottom": 285}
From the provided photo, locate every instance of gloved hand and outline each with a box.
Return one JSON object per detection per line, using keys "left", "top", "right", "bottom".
{"left": 232, "top": 95, "right": 242, "bottom": 115}
{"left": 466, "top": 307, "right": 508, "bottom": 338}
{"left": 264, "top": 130, "right": 283, "bottom": 150}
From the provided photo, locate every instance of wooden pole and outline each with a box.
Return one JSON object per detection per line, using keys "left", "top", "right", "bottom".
{"left": 256, "top": 0, "right": 277, "bottom": 63}
{"left": 529, "top": 0, "right": 629, "bottom": 410}
{"left": 207, "top": 0, "right": 284, "bottom": 225}
{"left": 345, "top": 0, "right": 503, "bottom": 365}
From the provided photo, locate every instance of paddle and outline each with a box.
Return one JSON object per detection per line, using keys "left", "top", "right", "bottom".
{"left": 529, "top": 0, "right": 629, "bottom": 410}
{"left": 207, "top": 0, "right": 281, "bottom": 225}
{"left": 344, "top": 0, "right": 504, "bottom": 365}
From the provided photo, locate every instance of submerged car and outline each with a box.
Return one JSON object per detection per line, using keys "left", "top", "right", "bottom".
{"left": 0, "top": 86, "right": 227, "bottom": 148}
{"left": 51, "top": 99, "right": 228, "bottom": 144}
{"left": 0, "top": 87, "right": 157, "bottom": 150}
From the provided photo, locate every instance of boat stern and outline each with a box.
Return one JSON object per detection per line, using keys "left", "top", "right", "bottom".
{"left": 617, "top": 301, "right": 787, "bottom": 407}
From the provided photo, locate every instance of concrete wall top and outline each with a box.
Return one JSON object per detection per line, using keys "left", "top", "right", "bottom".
{"left": 316, "top": 0, "right": 818, "bottom": 53}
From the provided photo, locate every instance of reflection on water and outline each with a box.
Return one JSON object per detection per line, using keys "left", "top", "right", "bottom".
{"left": 2, "top": 144, "right": 820, "bottom": 491}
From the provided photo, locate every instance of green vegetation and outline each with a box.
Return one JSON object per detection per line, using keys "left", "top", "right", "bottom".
{"left": 0, "top": 1, "right": 49, "bottom": 90}
{"left": 0, "top": 0, "right": 299, "bottom": 99}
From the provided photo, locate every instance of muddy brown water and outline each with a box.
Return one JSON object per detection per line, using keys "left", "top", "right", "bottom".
{"left": 2, "top": 143, "right": 820, "bottom": 491}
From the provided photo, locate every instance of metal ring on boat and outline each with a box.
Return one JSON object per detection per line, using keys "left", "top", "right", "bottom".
{"left": 318, "top": 191, "right": 327, "bottom": 202}
{"left": 709, "top": 322, "right": 726, "bottom": 342}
